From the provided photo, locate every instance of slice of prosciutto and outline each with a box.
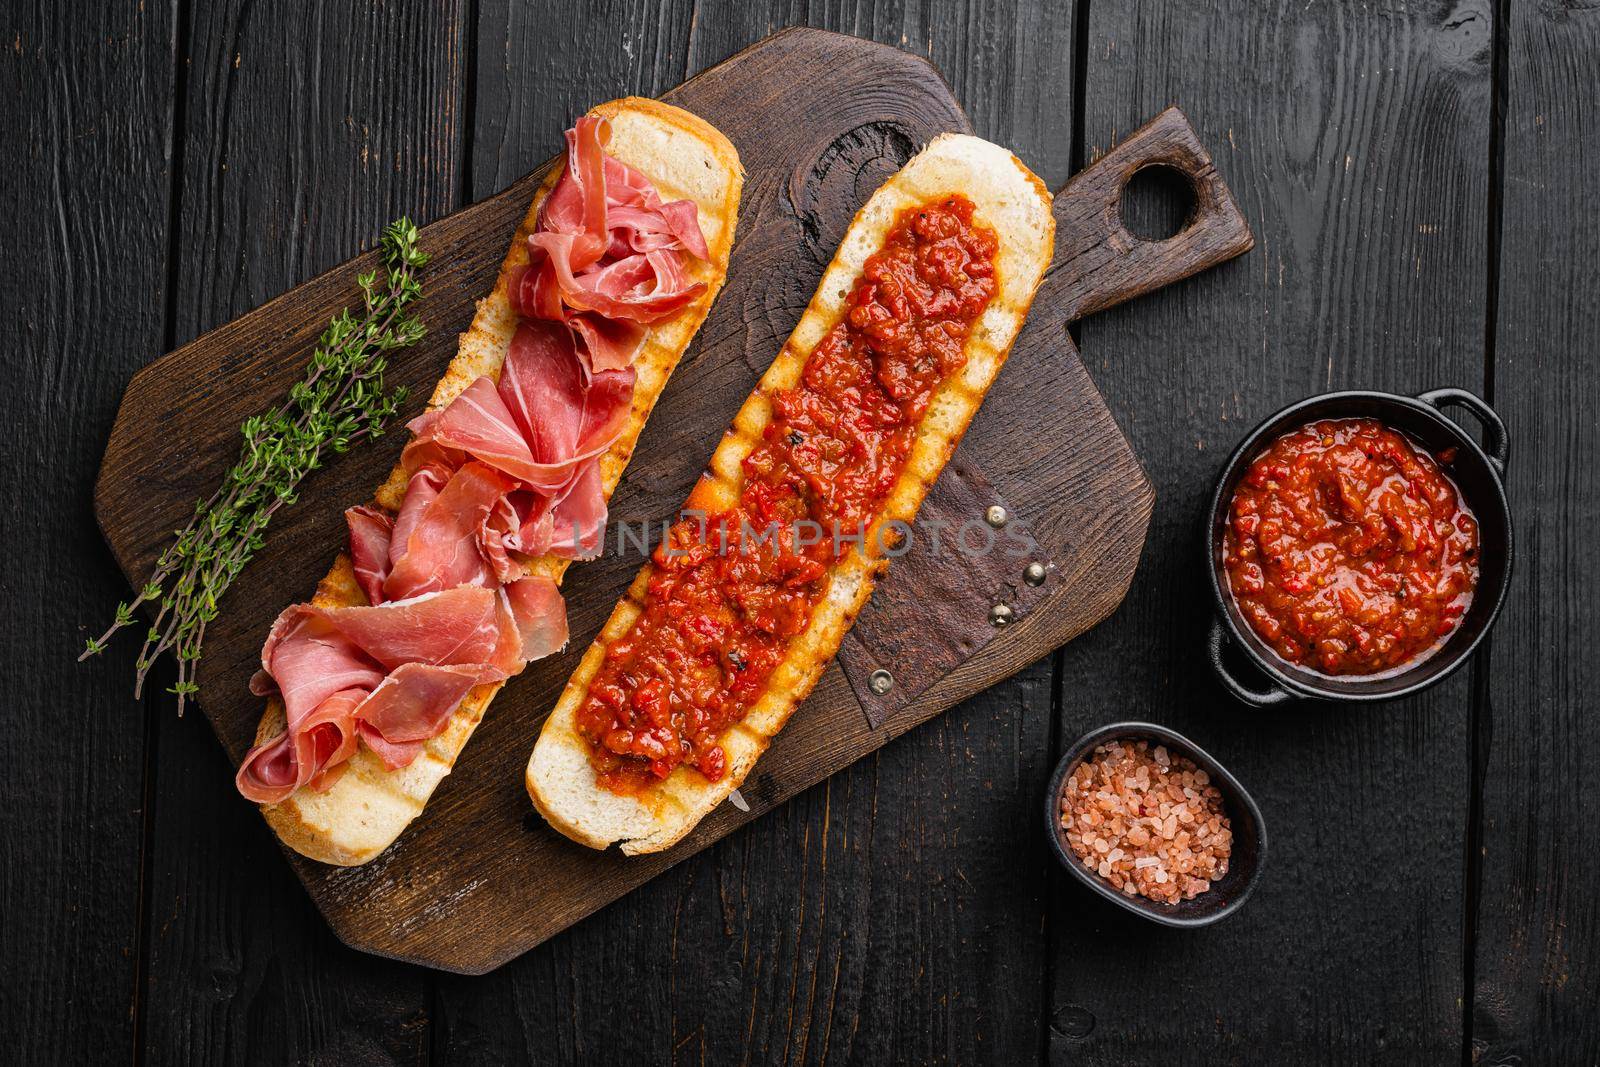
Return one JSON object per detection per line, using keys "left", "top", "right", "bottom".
{"left": 516, "top": 115, "right": 708, "bottom": 375}
{"left": 236, "top": 580, "right": 567, "bottom": 803}
{"left": 240, "top": 113, "right": 706, "bottom": 804}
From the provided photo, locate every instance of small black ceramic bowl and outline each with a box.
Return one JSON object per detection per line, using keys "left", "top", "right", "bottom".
{"left": 1044, "top": 721, "right": 1266, "bottom": 927}
{"left": 1206, "top": 388, "right": 1513, "bottom": 707}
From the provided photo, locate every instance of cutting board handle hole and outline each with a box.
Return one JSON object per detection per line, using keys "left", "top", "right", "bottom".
{"left": 1119, "top": 164, "right": 1197, "bottom": 243}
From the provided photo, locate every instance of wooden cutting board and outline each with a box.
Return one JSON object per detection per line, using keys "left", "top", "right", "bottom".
{"left": 94, "top": 28, "right": 1251, "bottom": 974}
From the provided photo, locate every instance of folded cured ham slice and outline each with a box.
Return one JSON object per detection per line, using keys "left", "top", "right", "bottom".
{"left": 237, "top": 582, "right": 566, "bottom": 803}
{"left": 345, "top": 505, "right": 394, "bottom": 606}
{"left": 381, "top": 462, "right": 513, "bottom": 599}
{"left": 238, "top": 98, "right": 742, "bottom": 865}
{"left": 399, "top": 322, "right": 634, "bottom": 502}
{"left": 350, "top": 323, "right": 637, "bottom": 606}
{"left": 354, "top": 664, "right": 486, "bottom": 771}
{"left": 515, "top": 115, "right": 707, "bottom": 374}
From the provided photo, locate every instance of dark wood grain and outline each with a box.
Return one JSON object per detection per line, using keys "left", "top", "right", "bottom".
{"left": 1048, "top": 1, "right": 1492, "bottom": 1062}
{"left": 1050, "top": 106, "right": 1252, "bottom": 322}
{"left": 0, "top": 2, "right": 174, "bottom": 1062}
{"left": 89, "top": 26, "right": 1263, "bottom": 976}
{"left": 134, "top": 3, "right": 470, "bottom": 1063}
{"left": 1471, "top": 2, "right": 1600, "bottom": 1062}
{"left": 14, "top": 0, "right": 1596, "bottom": 1061}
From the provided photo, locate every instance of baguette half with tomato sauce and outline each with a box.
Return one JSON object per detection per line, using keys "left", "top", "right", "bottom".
{"left": 247, "top": 98, "right": 743, "bottom": 866}
{"left": 527, "top": 133, "right": 1055, "bottom": 854}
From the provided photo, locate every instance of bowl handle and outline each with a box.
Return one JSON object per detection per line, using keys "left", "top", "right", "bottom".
{"left": 1417, "top": 387, "right": 1509, "bottom": 478}
{"left": 1208, "top": 617, "right": 1294, "bottom": 707}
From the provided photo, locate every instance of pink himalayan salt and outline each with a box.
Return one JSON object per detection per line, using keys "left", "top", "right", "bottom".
{"left": 1059, "top": 738, "right": 1232, "bottom": 905}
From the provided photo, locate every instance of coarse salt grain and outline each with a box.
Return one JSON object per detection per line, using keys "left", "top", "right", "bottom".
{"left": 1057, "top": 739, "right": 1232, "bottom": 905}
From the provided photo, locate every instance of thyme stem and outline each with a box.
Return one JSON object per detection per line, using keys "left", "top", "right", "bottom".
{"left": 82, "top": 217, "right": 430, "bottom": 714}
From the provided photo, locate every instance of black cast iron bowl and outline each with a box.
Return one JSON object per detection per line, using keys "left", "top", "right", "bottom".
{"left": 1205, "top": 388, "right": 1512, "bottom": 706}
{"left": 1044, "top": 721, "right": 1267, "bottom": 927}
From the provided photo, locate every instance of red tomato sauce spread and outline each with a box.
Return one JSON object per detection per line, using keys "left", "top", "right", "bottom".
{"left": 1223, "top": 418, "right": 1479, "bottom": 676}
{"left": 577, "top": 196, "right": 999, "bottom": 792}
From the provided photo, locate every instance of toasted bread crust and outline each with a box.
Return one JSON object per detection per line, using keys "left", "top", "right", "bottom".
{"left": 253, "top": 98, "right": 744, "bottom": 866}
{"left": 527, "top": 133, "right": 1055, "bottom": 855}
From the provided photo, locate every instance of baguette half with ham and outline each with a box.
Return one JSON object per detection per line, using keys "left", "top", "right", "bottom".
{"left": 527, "top": 133, "right": 1055, "bottom": 854}
{"left": 241, "top": 98, "right": 743, "bottom": 866}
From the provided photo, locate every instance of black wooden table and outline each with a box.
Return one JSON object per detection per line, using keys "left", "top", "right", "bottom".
{"left": 7, "top": 2, "right": 1596, "bottom": 1063}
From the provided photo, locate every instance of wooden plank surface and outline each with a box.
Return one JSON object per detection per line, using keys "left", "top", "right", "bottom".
{"left": 134, "top": 3, "right": 469, "bottom": 1063}
{"left": 1053, "top": 1, "right": 1491, "bottom": 1062}
{"left": 6, "top": 0, "right": 1600, "bottom": 1062}
{"left": 0, "top": 2, "right": 174, "bottom": 1062}
{"left": 1471, "top": 1, "right": 1600, "bottom": 1062}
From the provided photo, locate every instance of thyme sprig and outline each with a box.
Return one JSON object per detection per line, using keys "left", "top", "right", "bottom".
{"left": 82, "top": 217, "right": 430, "bottom": 714}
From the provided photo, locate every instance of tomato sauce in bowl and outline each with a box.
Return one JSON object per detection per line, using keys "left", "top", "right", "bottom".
{"left": 1222, "top": 417, "right": 1479, "bottom": 677}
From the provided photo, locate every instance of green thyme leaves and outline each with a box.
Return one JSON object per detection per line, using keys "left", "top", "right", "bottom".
{"left": 81, "top": 218, "right": 429, "bottom": 714}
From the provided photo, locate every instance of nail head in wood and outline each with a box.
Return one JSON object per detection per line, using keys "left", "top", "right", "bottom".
{"left": 868, "top": 669, "right": 894, "bottom": 695}
{"left": 990, "top": 603, "right": 1015, "bottom": 627}
{"left": 985, "top": 504, "right": 1008, "bottom": 527}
